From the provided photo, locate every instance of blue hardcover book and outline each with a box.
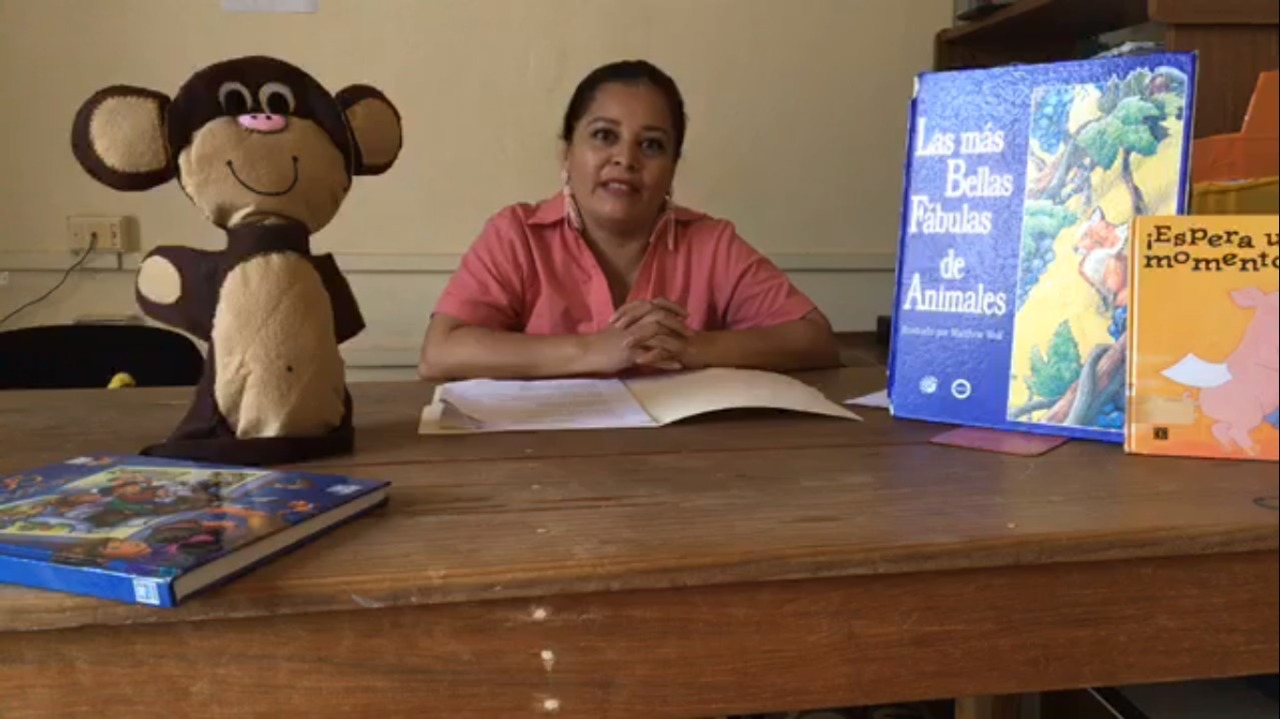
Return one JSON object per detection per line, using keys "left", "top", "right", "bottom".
{"left": 887, "top": 52, "right": 1198, "bottom": 442}
{"left": 0, "top": 455, "right": 389, "bottom": 607}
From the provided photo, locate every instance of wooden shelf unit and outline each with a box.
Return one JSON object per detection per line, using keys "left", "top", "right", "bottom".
{"left": 935, "top": 0, "right": 1279, "bottom": 138}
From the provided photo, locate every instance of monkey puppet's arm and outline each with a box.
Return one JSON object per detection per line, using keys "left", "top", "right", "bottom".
{"left": 312, "top": 254, "right": 366, "bottom": 344}
{"left": 135, "top": 246, "right": 221, "bottom": 341}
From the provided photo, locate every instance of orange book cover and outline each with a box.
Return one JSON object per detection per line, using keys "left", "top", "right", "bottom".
{"left": 1125, "top": 215, "right": 1279, "bottom": 461}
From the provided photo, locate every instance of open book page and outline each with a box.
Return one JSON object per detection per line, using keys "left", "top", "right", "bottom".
{"left": 418, "top": 398, "right": 468, "bottom": 435}
{"left": 844, "top": 389, "right": 890, "bottom": 409}
{"left": 621, "top": 368, "right": 861, "bottom": 425}
{"left": 417, "top": 394, "right": 504, "bottom": 435}
{"left": 421, "top": 378, "right": 659, "bottom": 434}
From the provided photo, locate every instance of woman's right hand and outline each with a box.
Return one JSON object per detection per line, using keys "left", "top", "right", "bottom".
{"left": 609, "top": 298, "right": 689, "bottom": 332}
{"left": 583, "top": 323, "right": 683, "bottom": 373}
{"left": 586, "top": 299, "right": 693, "bottom": 373}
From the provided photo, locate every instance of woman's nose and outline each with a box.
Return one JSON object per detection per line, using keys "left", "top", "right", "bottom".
{"left": 613, "top": 146, "right": 639, "bottom": 168}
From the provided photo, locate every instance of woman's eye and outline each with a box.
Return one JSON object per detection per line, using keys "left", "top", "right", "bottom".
{"left": 642, "top": 138, "right": 667, "bottom": 154}
{"left": 591, "top": 128, "right": 616, "bottom": 142}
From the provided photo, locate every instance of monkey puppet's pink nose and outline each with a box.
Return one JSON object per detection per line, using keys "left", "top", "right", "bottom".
{"left": 238, "top": 113, "right": 288, "bottom": 133}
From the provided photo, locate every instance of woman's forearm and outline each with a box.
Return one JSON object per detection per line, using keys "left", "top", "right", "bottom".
{"left": 418, "top": 323, "right": 597, "bottom": 380}
{"left": 686, "top": 314, "right": 842, "bottom": 372}
{"left": 419, "top": 311, "right": 843, "bottom": 380}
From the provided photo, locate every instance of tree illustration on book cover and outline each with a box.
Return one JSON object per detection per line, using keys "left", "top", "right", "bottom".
{"left": 1005, "top": 64, "right": 1190, "bottom": 431}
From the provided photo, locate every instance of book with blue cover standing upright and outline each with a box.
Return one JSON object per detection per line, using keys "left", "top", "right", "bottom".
{"left": 0, "top": 455, "right": 389, "bottom": 607}
{"left": 887, "top": 52, "right": 1199, "bottom": 443}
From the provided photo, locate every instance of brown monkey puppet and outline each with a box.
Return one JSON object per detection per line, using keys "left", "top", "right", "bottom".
{"left": 69, "top": 56, "right": 402, "bottom": 466}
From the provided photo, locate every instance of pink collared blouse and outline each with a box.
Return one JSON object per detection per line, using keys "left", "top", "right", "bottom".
{"left": 432, "top": 194, "right": 819, "bottom": 335}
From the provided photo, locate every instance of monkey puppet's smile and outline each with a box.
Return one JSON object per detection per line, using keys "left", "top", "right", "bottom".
{"left": 175, "top": 114, "right": 351, "bottom": 232}
{"left": 226, "top": 155, "right": 300, "bottom": 197}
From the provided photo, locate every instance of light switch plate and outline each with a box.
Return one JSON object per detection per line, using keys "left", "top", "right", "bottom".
{"left": 221, "top": 0, "right": 317, "bottom": 12}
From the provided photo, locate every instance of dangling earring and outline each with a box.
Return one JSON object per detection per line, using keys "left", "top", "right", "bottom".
{"left": 561, "top": 169, "right": 584, "bottom": 233}
{"left": 664, "top": 188, "right": 676, "bottom": 250}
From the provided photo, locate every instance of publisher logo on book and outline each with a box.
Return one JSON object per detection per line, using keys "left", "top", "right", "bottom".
{"left": 1153, "top": 427, "right": 1169, "bottom": 441}
{"left": 132, "top": 578, "right": 162, "bottom": 606}
{"left": 919, "top": 375, "right": 939, "bottom": 395}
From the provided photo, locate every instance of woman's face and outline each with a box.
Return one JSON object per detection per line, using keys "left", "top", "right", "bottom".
{"left": 564, "top": 81, "right": 677, "bottom": 239}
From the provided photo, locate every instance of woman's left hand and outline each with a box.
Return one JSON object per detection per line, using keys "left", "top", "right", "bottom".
{"left": 610, "top": 298, "right": 688, "bottom": 331}
{"left": 611, "top": 298, "right": 698, "bottom": 370}
{"left": 630, "top": 331, "right": 694, "bottom": 371}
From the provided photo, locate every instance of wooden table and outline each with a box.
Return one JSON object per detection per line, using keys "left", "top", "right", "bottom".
{"left": 0, "top": 368, "right": 1276, "bottom": 718}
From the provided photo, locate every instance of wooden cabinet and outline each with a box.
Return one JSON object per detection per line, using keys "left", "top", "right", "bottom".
{"left": 934, "top": 0, "right": 1279, "bottom": 138}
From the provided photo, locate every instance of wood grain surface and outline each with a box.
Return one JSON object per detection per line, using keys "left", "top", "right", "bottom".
{"left": 937, "top": 0, "right": 1148, "bottom": 44}
{"left": 1166, "top": 22, "right": 1280, "bottom": 138}
{"left": 1, "top": 371, "right": 1274, "bottom": 633}
{"left": 1, "top": 551, "right": 1273, "bottom": 719}
{"left": 1150, "top": 0, "right": 1280, "bottom": 25}
{"left": 0, "top": 368, "right": 914, "bottom": 471}
{"left": 2, "top": 367, "right": 1276, "bottom": 718}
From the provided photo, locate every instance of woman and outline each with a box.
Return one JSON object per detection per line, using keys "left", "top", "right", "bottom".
{"left": 420, "top": 60, "right": 928, "bottom": 719}
{"left": 418, "top": 59, "right": 841, "bottom": 380}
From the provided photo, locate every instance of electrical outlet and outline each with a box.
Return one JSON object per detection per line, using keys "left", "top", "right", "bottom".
{"left": 0, "top": 271, "right": 9, "bottom": 287}
{"left": 67, "top": 215, "right": 127, "bottom": 254}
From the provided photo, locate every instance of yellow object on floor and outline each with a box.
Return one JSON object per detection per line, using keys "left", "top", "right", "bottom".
{"left": 1191, "top": 176, "right": 1280, "bottom": 215}
{"left": 107, "top": 372, "right": 136, "bottom": 389}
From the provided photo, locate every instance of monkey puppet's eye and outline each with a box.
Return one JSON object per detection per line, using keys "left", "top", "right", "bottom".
{"left": 259, "top": 82, "right": 296, "bottom": 115}
{"left": 218, "top": 81, "right": 253, "bottom": 115}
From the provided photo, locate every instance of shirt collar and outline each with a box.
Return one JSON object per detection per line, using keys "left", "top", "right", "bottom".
{"left": 527, "top": 193, "right": 707, "bottom": 227}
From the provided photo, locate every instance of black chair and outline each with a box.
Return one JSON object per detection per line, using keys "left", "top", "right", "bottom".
{"left": 0, "top": 323, "right": 205, "bottom": 390}
{"left": 1247, "top": 674, "right": 1279, "bottom": 702}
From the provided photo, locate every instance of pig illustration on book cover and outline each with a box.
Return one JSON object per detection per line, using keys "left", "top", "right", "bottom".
{"left": 1158, "top": 288, "right": 1279, "bottom": 457}
{"left": 1125, "top": 214, "right": 1278, "bottom": 461}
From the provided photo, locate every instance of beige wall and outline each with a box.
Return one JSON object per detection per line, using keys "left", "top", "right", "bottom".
{"left": 0, "top": 0, "right": 951, "bottom": 378}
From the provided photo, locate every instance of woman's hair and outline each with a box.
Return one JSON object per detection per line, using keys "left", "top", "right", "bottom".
{"left": 560, "top": 59, "right": 687, "bottom": 160}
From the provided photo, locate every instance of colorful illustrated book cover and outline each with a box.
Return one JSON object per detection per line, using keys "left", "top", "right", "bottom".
{"left": 887, "top": 52, "right": 1198, "bottom": 442}
{"left": 0, "top": 455, "right": 389, "bottom": 607}
{"left": 1125, "top": 215, "right": 1279, "bottom": 461}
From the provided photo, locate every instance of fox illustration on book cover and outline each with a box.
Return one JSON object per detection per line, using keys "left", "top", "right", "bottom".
{"left": 1004, "top": 64, "right": 1190, "bottom": 435}
{"left": 1126, "top": 215, "right": 1279, "bottom": 462}
{"left": 1074, "top": 207, "right": 1130, "bottom": 312}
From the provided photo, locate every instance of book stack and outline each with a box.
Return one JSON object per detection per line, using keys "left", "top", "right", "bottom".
{"left": 885, "top": 51, "right": 1278, "bottom": 462}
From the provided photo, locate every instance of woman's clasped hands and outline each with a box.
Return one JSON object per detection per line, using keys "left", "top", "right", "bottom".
{"left": 588, "top": 298, "right": 698, "bottom": 373}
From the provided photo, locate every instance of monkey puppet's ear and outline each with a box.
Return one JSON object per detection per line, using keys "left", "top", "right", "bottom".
{"left": 335, "top": 85, "right": 403, "bottom": 176}
{"left": 71, "top": 85, "right": 176, "bottom": 191}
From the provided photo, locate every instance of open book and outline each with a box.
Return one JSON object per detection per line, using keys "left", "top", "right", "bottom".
{"left": 417, "top": 367, "right": 861, "bottom": 434}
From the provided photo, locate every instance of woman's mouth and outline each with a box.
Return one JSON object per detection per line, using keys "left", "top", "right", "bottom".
{"left": 599, "top": 180, "right": 640, "bottom": 197}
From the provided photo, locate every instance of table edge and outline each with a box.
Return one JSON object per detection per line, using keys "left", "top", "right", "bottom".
{"left": 2, "top": 522, "right": 1274, "bottom": 634}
